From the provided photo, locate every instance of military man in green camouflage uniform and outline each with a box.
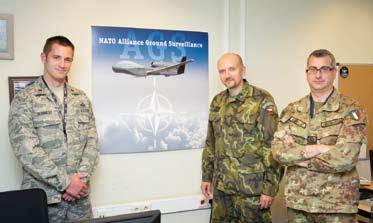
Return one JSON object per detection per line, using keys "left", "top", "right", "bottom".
{"left": 272, "top": 49, "right": 368, "bottom": 223}
{"left": 8, "top": 36, "right": 99, "bottom": 223}
{"left": 201, "top": 53, "right": 282, "bottom": 223}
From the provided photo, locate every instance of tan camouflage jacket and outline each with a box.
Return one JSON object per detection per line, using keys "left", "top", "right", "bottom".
{"left": 9, "top": 77, "right": 99, "bottom": 204}
{"left": 272, "top": 89, "right": 368, "bottom": 213}
{"left": 202, "top": 81, "right": 282, "bottom": 197}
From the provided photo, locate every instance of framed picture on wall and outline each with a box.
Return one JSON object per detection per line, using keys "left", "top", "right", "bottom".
{"left": 8, "top": 76, "right": 39, "bottom": 104}
{"left": 0, "top": 14, "right": 14, "bottom": 60}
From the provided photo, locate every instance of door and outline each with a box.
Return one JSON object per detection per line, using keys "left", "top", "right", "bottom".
{"left": 338, "top": 64, "right": 373, "bottom": 156}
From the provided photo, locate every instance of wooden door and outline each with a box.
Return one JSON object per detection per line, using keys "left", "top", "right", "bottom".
{"left": 338, "top": 64, "right": 373, "bottom": 155}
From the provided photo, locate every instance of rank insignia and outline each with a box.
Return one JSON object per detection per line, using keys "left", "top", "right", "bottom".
{"left": 321, "top": 118, "right": 343, "bottom": 128}
{"left": 349, "top": 110, "right": 361, "bottom": 121}
{"left": 289, "top": 116, "right": 307, "bottom": 128}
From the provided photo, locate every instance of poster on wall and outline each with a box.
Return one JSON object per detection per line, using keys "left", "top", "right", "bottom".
{"left": 92, "top": 26, "right": 209, "bottom": 154}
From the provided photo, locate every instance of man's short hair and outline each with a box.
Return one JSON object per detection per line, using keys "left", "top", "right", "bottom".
{"left": 307, "top": 49, "right": 336, "bottom": 67}
{"left": 219, "top": 52, "right": 244, "bottom": 66}
{"left": 42, "top": 36, "right": 74, "bottom": 55}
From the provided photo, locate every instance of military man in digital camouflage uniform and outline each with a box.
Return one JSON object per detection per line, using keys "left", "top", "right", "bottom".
{"left": 272, "top": 49, "right": 368, "bottom": 222}
{"left": 201, "top": 53, "right": 282, "bottom": 223}
{"left": 9, "top": 36, "right": 99, "bottom": 223}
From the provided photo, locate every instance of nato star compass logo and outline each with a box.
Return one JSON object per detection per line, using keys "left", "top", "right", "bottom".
{"left": 121, "top": 79, "right": 185, "bottom": 151}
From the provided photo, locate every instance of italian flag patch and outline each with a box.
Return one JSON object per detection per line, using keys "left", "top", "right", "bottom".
{"left": 349, "top": 110, "right": 361, "bottom": 121}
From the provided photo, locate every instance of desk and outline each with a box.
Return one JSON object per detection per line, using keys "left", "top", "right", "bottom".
{"left": 359, "top": 184, "right": 373, "bottom": 223}
{"left": 361, "top": 184, "right": 373, "bottom": 191}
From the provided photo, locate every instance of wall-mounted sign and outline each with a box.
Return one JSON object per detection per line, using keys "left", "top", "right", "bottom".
{"left": 340, "top": 66, "right": 349, "bottom": 78}
{"left": 92, "top": 26, "right": 209, "bottom": 154}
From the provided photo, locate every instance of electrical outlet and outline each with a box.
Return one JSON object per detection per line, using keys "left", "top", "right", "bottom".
{"left": 93, "top": 194, "right": 210, "bottom": 216}
{"left": 133, "top": 207, "right": 140, "bottom": 212}
{"left": 95, "top": 209, "right": 106, "bottom": 218}
{"left": 143, "top": 204, "right": 152, "bottom": 211}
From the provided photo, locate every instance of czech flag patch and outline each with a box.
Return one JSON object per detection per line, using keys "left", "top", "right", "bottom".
{"left": 349, "top": 110, "right": 361, "bottom": 121}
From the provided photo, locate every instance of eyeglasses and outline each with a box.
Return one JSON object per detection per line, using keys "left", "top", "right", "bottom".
{"left": 306, "top": 66, "right": 334, "bottom": 74}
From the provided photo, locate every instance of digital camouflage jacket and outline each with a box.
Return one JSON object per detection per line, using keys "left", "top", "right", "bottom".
{"left": 272, "top": 89, "right": 368, "bottom": 213}
{"left": 9, "top": 77, "right": 99, "bottom": 204}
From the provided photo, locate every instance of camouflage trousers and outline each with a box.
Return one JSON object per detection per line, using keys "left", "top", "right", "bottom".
{"left": 48, "top": 195, "right": 92, "bottom": 223}
{"left": 211, "top": 189, "right": 272, "bottom": 223}
{"left": 287, "top": 208, "right": 357, "bottom": 223}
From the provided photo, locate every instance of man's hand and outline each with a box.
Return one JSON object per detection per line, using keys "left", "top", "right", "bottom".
{"left": 318, "top": 145, "right": 333, "bottom": 153}
{"left": 259, "top": 194, "right": 273, "bottom": 209}
{"left": 283, "top": 135, "right": 295, "bottom": 145}
{"left": 62, "top": 192, "right": 76, "bottom": 202}
{"left": 305, "top": 144, "right": 332, "bottom": 158}
{"left": 200, "top": 182, "right": 213, "bottom": 199}
{"left": 284, "top": 135, "right": 333, "bottom": 159}
{"left": 296, "top": 160, "right": 309, "bottom": 167}
{"left": 65, "top": 172, "right": 88, "bottom": 199}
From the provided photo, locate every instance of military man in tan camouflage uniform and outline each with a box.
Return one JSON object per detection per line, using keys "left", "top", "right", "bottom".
{"left": 201, "top": 53, "right": 282, "bottom": 223}
{"left": 272, "top": 49, "right": 368, "bottom": 223}
{"left": 9, "top": 36, "right": 99, "bottom": 223}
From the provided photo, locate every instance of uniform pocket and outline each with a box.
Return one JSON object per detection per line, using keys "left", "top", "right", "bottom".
{"left": 75, "top": 115, "right": 90, "bottom": 141}
{"left": 216, "top": 168, "right": 264, "bottom": 196}
{"left": 234, "top": 113, "right": 257, "bottom": 135}
{"left": 219, "top": 113, "right": 259, "bottom": 161}
{"left": 209, "top": 112, "right": 222, "bottom": 138}
{"left": 33, "top": 116, "right": 62, "bottom": 147}
{"left": 238, "top": 171, "right": 264, "bottom": 196}
{"left": 76, "top": 115, "right": 90, "bottom": 130}
{"left": 289, "top": 124, "right": 308, "bottom": 145}
{"left": 34, "top": 117, "right": 61, "bottom": 128}
{"left": 318, "top": 123, "right": 341, "bottom": 145}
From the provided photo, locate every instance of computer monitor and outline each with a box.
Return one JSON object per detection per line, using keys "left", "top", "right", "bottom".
{"left": 72, "top": 210, "right": 161, "bottom": 223}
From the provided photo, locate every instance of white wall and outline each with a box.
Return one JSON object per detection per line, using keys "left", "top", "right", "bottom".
{"left": 244, "top": 0, "right": 373, "bottom": 111}
{"left": 1, "top": 1, "right": 373, "bottom": 223}
{"left": 0, "top": 0, "right": 224, "bottom": 222}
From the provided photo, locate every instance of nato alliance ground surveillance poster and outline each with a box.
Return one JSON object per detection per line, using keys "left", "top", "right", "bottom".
{"left": 92, "top": 26, "right": 208, "bottom": 154}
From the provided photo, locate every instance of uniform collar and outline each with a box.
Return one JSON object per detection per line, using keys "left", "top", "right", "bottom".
{"left": 320, "top": 88, "right": 340, "bottom": 112}
{"left": 34, "top": 76, "right": 74, "bottom": 97}
{"left": 225, "top": 79, "right": 252, "bottom": 103}
{"left": 296, "top": 88, "right": 340, "bottom": 113}
{"left": 34, "top": 76, "right": 50, "bottom": 93}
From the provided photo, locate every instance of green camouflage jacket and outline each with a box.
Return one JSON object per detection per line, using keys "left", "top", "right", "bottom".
{"left": 272, "top": 89, "right": 368, "bottom": 213}
{"left": 8, "top": 77, "right": 99, "bottom": 204}
{"left": 202, "top": 80, "right": 281, "bottom": 197}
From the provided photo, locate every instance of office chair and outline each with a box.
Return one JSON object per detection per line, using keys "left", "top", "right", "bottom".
{"left": 0, "top": 188, "right": 49, "bottom": 223}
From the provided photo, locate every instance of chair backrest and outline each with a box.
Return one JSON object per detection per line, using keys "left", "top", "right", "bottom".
{"left": 0, "top": 188, "right": 49, "bottom": 223}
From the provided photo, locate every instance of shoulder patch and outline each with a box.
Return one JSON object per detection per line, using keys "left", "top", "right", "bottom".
{"left": 262, "top": 101, "right": 277, "bottom": 115}
{"left": 266, "top": 105, "right": 274, "bottom": 112}
{"left": 349, "top": 110, "right": 361, "bottom": 121}
{"left": 345, "top": 108, "right": 367, "bottom": 126}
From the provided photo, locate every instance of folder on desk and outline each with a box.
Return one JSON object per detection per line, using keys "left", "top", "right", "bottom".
{"left": 361, "top": 178, "right": 372, "bottom": 186}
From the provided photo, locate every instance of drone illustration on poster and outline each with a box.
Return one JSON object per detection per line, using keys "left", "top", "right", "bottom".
{"left": 112, "top": 56, "right": 194, "bottom": 77}
{"left": 92, "top": 26, "right": 208, "bottom": 154}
